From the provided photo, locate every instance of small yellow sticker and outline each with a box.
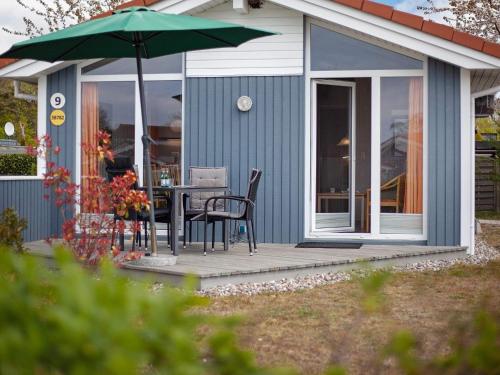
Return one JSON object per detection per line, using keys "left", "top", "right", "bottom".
{"left": 50, "top": 109, "right": 65, "bottom": 126}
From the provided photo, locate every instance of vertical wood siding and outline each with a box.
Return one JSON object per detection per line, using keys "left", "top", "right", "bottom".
{"left": 46, "top": 66, "right": 77, "bottom": 235}
{"left": 0, "top": 65, "right": 77, "bottom": 241}
{"left": 185, "top": 76, "right": 305, "bottom": 243}
{"left": 427, "top": 58, "right": 461, "bottom": 246}
{"left": 0, "top": 180, "right": 52, "bottom": 241}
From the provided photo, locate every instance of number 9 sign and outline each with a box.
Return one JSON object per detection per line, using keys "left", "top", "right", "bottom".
{"left": 50, "top": 93, "right": 66, "bottom": 109}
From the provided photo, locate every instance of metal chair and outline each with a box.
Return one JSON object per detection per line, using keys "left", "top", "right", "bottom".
{"left": 199, "top": 169, "right": 262, "bottom": 256}
{"left": 183, "top": 167, "right": 228, "bottom": 249}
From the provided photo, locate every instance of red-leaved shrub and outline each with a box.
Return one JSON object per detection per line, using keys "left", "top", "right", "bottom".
{"left": 29, "top": 131, "right": 148, "bottom": 265}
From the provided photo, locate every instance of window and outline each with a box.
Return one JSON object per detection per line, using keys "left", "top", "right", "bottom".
{"left": 81, "top": 81, "right": 135, "bottom": 191}
{"left": 145, "top": 81, "right": 182, "bottom": 182}
{"left": 0, "top": 79, "right": 39, "bottom": 177}
{"left": 310, "top": 24, "right": 423, "bottom": 71}
{"left": 380, "top": 77, "right": 423, "bottom": 234}
{"left": 79, "top": 55, "right": 184, "bottom": 192}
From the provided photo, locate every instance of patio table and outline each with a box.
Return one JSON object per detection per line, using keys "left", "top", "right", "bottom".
{"left": 142, "top": 185, "right": 230, "bottom": 256}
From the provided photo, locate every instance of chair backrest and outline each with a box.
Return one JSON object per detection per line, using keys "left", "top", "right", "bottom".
{"left": 244, "top": 169, "right": 262, "bottom": 218}
{"left": 189, "top": 167, "right": 228, "bottom": 210}
{"left": 104, "top": 157, "right": 138, "bottom": 189}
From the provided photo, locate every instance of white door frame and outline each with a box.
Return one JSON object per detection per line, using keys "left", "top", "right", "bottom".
{"left": 304, "top": 16, "right": 427, "bottom": 241}
{"left": 311, "top": 79, "right": 356, "bottom": 232}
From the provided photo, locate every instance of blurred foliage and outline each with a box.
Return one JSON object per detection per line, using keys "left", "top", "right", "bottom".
{"left": 0, "top": 208, "right": 27, "bottom": 253}
{"left": 476, "top": 117, "right": 499, "bottom": 141}
{"left": 385, "top": 309, "right": 500, "bottom": 375}
{"left": 0, "top": 246, "right": 295, "bottom": 375}
{"left": 0, "top": 154, "right": 36, "bottom": 175}
{"left": 0, "top": 79, "right": 37, "bottom": 146}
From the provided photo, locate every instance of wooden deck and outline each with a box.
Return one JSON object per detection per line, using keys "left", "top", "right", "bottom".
{"left": 25, "top": 240, "right": 468, "bottom": 290}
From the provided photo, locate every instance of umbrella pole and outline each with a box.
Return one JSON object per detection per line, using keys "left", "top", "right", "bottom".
{"left": 134, "top": 37, "right": 158, "bottom": 257}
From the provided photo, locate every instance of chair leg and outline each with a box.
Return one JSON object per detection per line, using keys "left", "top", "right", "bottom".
{"left": 211, "top": 221, "right": 216, "bottom": 252}
{"left": 250, "top": 218, "right": 257, "bottom": 252}
{"left": 168, "top": 223, "right": 171, "bottom": 246}
{"left": 183, "top": 218, "right": 187, "bottom": 249}
{"left": 246, "top": 220, "right": 253, "bottom": 256}
{"left": 222, "top": 220, "right": 227, "bottom": 251}
{"left": 189, "top": 221, "right": 192, "bottom": 245}
{"left": 203, "top": 217, "right": 208, "bottom": 256}
{"left": 119, "top": 220, "right": 125, "bottom": 252}
{"left": 144, "top": 220, "right": 148, "bottom": 251}
{"left": 110, "top": 218, "right": 117, "bottom": 251}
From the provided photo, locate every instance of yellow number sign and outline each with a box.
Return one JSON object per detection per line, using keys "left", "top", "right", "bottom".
{"left": 50, "top": 109, "right": 65, "bottom": 126}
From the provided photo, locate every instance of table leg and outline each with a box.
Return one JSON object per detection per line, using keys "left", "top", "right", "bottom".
{"left": 170, "top": 190, "right": 179, "bottom": 256}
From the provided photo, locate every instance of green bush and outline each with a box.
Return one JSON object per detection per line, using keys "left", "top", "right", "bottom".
{"left": 0, "top": 208, "right": 27, "bottom": 253}
{"left": 0, "top": 154, "right": 36, "bottom": 176}
{"left": 0, "top": 247, "right": 294, "bottom": 375}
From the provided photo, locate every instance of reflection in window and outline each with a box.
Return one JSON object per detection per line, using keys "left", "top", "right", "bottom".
{"left": 82, "top": 54, "right": 183, "bottom": 75}
{"left": 380, "top": 77, "right": 423, "bottom": 234}
{"left": 81, "top": 81, "right": 135, "bottom": 192}
{"left": 310, "top": 24, "right": 423, "bottom": 71}
{"left": 145, "top": 81, "right": 182, "bottom": 185}
{"left": 0, "top": 80, "right": 38, "bottom": 176}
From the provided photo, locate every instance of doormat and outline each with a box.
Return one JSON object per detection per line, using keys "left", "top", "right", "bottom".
{"left": 295, "top": 242, "right": 362, "bottom": 249}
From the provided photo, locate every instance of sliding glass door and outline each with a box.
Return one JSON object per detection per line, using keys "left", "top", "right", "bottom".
{"left": 313, "top": 80, "right": 356, "bottom": 231}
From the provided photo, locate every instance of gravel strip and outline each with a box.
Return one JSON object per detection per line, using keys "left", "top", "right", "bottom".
{"left": 197, "top": 239, "right": 499, "bottom": 297}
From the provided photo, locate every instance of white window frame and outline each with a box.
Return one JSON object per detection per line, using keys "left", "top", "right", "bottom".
{"left": 75, "top": 58, "right": 185, "bottom": 236}
{"left": 0, "top": 75, "right": 47, "bottom": 181}
{"left": 311, "top": 79, "right": 356, "bottom": 232}
{"left": 304, "top": 17, "right": 428, "bottom": 241}
{"left": 75, "top": 59, "right": 184, "bottom": 188}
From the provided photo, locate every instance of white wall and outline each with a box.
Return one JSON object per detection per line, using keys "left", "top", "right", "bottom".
{"left": 186, "top": 1, "right": 304, "bottom": 77}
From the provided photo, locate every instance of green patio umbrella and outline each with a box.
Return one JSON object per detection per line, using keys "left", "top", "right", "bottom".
{"left": 1, "top": 6, "right": 275, "bottom": 256}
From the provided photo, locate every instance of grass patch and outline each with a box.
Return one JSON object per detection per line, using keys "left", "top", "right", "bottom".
{"left": 476, "top": 211, "right": 500, "bottom": 220}
{"left": 206, "top": 231, "right": 500, "bottom": 374}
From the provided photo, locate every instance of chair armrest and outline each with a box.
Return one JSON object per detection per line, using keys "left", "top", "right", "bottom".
{"left": 204, "top": 195, "right": 253, "bottom": 213}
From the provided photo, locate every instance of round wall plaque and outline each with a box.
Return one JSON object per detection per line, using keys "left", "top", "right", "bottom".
{"left": 237, "top": 96, "right": 253, "bottom": 112}
{"left": 4, "top": 122, "right": 15, "bottom": 136}
{"left": 50, "top": 92, "right": 66, "bottom": 109}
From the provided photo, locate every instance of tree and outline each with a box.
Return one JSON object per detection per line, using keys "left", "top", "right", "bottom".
{"left": 419, "top": 0, "right": 500, "bottom": 43}
{"left": 3, "top": 0, "right": 126, "bottom": 38}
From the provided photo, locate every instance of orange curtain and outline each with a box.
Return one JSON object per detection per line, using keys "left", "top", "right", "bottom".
{"left": 404, "top": 78, "right": 423, "bottom": 214}
{"left": 81, "top": 83, "right": 99, "bottom": 199}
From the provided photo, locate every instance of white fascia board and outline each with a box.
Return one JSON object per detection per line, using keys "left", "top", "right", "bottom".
{"left": 472, "top": 85, "right": 500, "bottom": 98}
{"left": 0, "top": 59, "right": 81, "bottom": 79}
{"left": 270, "top": 0, "right": 500, "bottom": 69}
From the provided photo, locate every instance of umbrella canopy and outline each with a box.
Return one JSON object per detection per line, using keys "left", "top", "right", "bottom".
{"left": 0, "top": 7, "right": 275, "bottom": 62}
{"left": 1, "top": 6, "right": 276, "bottom": 256}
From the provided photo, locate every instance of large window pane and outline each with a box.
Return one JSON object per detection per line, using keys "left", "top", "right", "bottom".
{"left": 0, "top": 79, "right": 38, "bottom": 176}
{"left": 82, "top": 54, "right": 183, "bottom": 75}
{"left": 310, "top": 24, "right": 423, "bottom": 71}
{"left": 144, "top": 81, "right": 182, "bottom": 185}
{"left": 380, "top": 77, "right": 423, "bottom": 234}
{"left": 81, "top": 81, "right": 135, "bottom": 190}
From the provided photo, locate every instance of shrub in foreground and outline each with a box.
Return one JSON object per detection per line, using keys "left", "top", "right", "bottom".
{"left": 0, "top": 247, "right": 293, "bottom": 375}
{"left": 0, "top": 208, "right": 27, "bottom": 253}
